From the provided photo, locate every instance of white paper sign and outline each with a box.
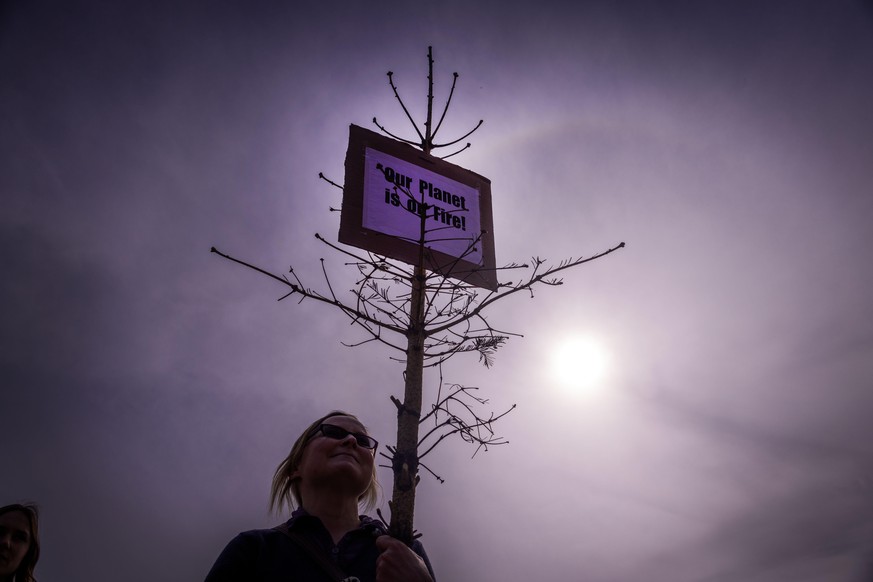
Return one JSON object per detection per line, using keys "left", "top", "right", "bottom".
{"left": 362, "top": 147, "right": 483, "bottom": 265}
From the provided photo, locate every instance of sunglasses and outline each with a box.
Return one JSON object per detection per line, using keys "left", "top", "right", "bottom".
{"left": 313, "top": 423, "right": 379, "bottom": 451}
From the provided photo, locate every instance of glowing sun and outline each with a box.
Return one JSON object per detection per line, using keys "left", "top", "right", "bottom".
{"left": 550, "top": 336, "right": 611, "bottom": 392}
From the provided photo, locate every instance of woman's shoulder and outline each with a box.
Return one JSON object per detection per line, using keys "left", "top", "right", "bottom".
{"left": 214, "top": 526, "right": 281, "bottom": 556}
{"left": 239, "top": 523, "right": 292, "bottom": 538}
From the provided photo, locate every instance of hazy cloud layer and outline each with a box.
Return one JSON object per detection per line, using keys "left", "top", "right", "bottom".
{"left": 2, "top": 1, "right": 872, "bottom": 581}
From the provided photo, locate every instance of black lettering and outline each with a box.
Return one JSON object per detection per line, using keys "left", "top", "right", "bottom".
{"left": 430, "top": 206, "right": 467, "bottom": 231}
{"left": 407, "top": 199, "right": 429, "bottom": 217}
{"left": 384, "top": 166, "right": 414, "bottom": 191}
{"left": 385, "top": 189, "right": 401, "bottom": 206}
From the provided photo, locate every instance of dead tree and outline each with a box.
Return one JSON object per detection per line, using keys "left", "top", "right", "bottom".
{"left": 212, "top": 46, "right": 624, "bottom": 544}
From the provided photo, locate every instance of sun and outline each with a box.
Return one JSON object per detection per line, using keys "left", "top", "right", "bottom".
{"left": 550, "top": 335, "right": 611, "bottom": 392}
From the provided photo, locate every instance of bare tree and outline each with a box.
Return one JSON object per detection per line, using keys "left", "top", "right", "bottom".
{"left": 212, "top": 46, "right": 624, "bottom": 544}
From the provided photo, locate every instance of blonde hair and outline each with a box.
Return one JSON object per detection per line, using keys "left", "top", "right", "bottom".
{"left": 269, "top": 411, "right": 379, "bottom": 514}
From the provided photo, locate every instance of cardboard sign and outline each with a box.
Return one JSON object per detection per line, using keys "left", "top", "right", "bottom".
{"left": 339, "top": 125, "right": 497, "bottom": 290}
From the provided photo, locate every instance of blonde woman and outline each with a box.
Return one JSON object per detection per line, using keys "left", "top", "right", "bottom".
{"left": 205, "top": 411, "right": 435, "bottom": 582}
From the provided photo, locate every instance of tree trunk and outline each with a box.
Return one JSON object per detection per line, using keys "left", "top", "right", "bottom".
{"left": 389, "top": 263, "right": 426, "bottom": 543}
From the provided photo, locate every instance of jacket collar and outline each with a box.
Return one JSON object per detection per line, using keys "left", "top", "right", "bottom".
{"left": 286, "top": 507, "right": 388, "bottom": 536}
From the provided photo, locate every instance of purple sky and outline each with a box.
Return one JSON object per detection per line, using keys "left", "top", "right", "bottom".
{"left": 3, "top": 1, "right": 873, "bottom": 580}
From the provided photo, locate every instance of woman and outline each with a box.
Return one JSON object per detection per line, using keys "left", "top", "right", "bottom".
{"left": 0, "top": 503, "right": 40, "bottom": 582}
{"left": 205, "top": 411, "right": 435, "bottom": 582}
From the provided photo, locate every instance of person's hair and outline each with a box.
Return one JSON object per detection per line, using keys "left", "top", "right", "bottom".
{"left": 0, "top": 503, "right": 40, "bottom": 582}
{"left": 269, "top": 410, "right": 379, "bottom": 514}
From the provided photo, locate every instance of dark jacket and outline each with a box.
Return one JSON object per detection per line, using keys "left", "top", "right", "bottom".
{"left": 204, "top": 509, "right": 435, "bottom": 582}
